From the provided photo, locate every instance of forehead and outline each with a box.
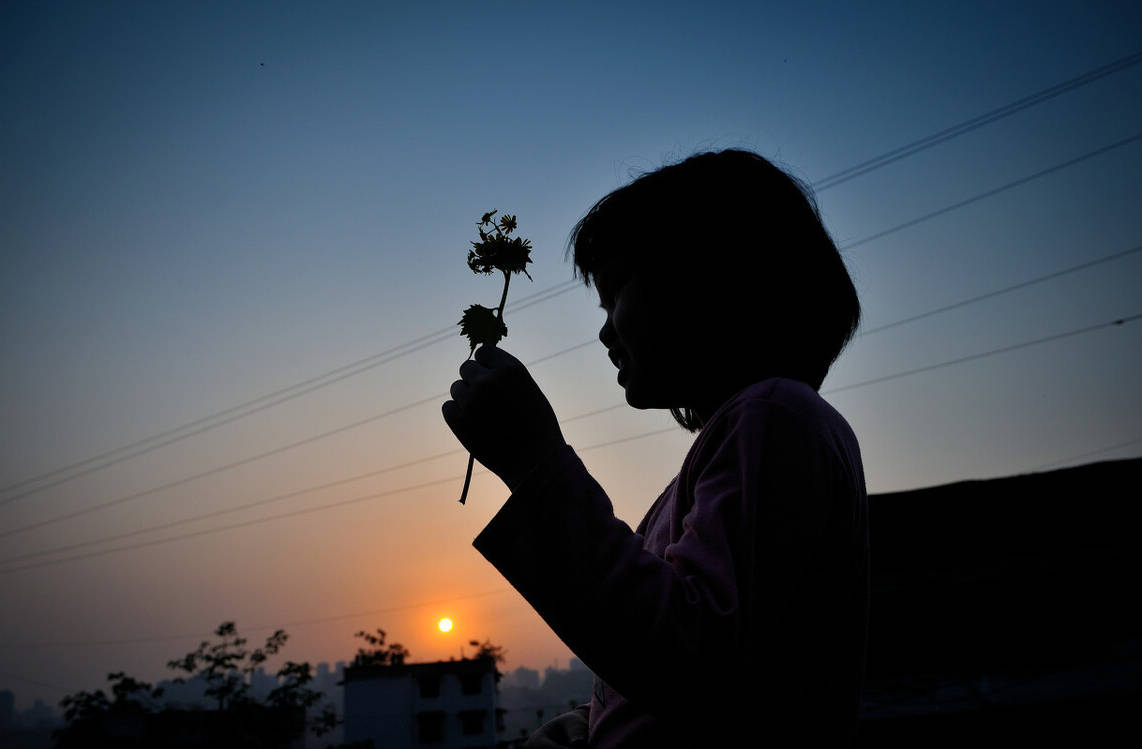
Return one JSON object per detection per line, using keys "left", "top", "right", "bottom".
{"left": 591, "top": 255, "right": 636, "bottom": 294}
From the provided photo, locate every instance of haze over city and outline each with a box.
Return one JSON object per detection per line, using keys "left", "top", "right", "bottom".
{"left": 2, "top": 0, "right": 1140, "bottom": 723}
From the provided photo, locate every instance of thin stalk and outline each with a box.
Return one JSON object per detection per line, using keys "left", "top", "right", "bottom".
{"left": 496, "top": 270, "right": 511, "bottom": 319}
{"left": 459, "top": 270, "right": 512, "bottom": 504}
{"left": 459, "top": 454, "right": 475, "bottom": 505}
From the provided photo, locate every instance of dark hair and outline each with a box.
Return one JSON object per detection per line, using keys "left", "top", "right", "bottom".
{"left": 566, "top": 149, "right": 861, "bottom": 432}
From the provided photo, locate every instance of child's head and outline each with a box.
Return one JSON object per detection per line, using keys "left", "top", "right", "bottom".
{"left": 566, "top": 149, "right": 861, "bottom": 431}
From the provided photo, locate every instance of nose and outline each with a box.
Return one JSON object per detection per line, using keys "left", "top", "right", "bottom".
{"left": 599, "top": 315, "right": 616, "bottom": 348}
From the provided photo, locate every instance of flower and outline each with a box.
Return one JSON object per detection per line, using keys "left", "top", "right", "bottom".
{"left": 467, "top": 234, "right": 533, "bottom": 279}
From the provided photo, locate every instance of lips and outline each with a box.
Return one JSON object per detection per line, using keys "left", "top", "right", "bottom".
{"left": 608, "top": 348, "right": 631, "bottom": 386}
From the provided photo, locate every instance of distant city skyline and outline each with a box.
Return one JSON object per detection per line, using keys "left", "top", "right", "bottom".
{"left": 0, "top": 654, "right": 594, "bottom": 720}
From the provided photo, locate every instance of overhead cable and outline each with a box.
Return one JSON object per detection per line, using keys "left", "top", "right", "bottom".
{"left": 838, "top": 131, "right": 1142, "bottom": 251}
{"left": 7, "top": 240, "right": 1140, "bottom": 557}
{"left": 0, "top": 341, "right": 605, "bottom": 540}
{"left": 6, "top": 119, "right": 1138, "bottom": 535}
{"left": 0, "top": 588, "right": 516, "bottom": 648}
{"left": 0, "top": 427, "right": 682, "bottom": 574}
{"left": 811, "top": 50, "right": 1142, "bottom": 191}
{"left": 4, "top": 312, "right": 1137, "bottom": 575}
{"left": 8, "top": 51, "right": 1137, "bottom": 502}
{"left": 0, "top": 280, "right": 583, "bottom": 506}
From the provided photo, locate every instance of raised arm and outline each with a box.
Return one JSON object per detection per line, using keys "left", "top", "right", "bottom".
{"left": 473, "top": 398, "right": 861, "bottom": 732}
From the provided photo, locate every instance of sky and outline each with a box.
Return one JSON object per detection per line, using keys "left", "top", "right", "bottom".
{"left": 2, "top": 0, "right": 1141, "bottom": 713}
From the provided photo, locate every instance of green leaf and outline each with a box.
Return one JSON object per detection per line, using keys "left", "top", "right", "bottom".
{"left": 458, "top": 304, "right": 507, "bottom": 352}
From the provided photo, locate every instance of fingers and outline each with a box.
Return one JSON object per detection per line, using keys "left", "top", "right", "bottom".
{"left": 458, "top": 359, "right": 483, "bottom": 381}
{"left": 473, "top": 343, "right": 518, "bottom": 368}
{"left": 441, "top": 399, "right": 460, "bottom": 428}
{"left": 445, "top": 355, "right": 489, "bottom": 418}
{"left": 449, "top": 379, "right": 470, "bottom": 408}
{"left": 442, "top": 345, "right": 517, "bottom": 433}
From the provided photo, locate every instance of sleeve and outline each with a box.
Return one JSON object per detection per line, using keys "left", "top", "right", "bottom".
{"left": 472, "top": 398, "right": 840, "bottom": 721}
{"left": 523, "top": 704, "right": 589, "bottom": 748}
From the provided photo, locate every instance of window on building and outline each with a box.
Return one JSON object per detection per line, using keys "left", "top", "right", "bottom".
{"left": 459, "top": 709, "right": 486, "bottom": 736}
{"left": 460, "top": 672, "right": 483, "bottom": 695}
{"left": 417, "top": 711, "right": 446, "bottom": 744}
{"left": 418, "top": 675, "right": 441, "bottom": 699}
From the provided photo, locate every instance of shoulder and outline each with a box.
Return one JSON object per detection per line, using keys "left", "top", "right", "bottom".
{"left": 689, "top": 378, "right": 862, "bottom": 475}
{"left": 709, "top": 378, "right": 851, "bottom": 436}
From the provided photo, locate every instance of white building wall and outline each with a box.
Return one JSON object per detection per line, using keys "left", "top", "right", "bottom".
{"left": 431, "top": 672, "right": 498, "bottom": 748}
{"left": 344, "top": 664, "right": 498, "bottom": 749}
{"left": 344, "top": 674, "right": 416, "bottom": 748}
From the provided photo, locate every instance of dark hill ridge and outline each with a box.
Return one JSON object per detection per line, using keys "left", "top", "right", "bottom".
{"left": 856, "top": 457, "right": 1140, "bottom": 744}
{"left": 867, "top": 456, "right": 1140, "bottom": 677}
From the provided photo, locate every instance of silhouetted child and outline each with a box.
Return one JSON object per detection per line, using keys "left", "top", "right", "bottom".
{"left": 444, "top": 149, "right": 868, "bottom": 747}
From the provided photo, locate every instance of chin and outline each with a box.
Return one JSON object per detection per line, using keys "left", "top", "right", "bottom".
{"left": 620, "top": 381, "right": 646, "bottom": 408}
{"left": 621, "top": 380, "right": 672, "bottom": 410}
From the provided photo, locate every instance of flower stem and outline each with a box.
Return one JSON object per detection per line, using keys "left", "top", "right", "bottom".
{"left": 458, "top": 347, "right": 476, "bottom": 504}
{"left": 496, "top": 270, "right": 511, "bottom": 320}
{"left": 459, "top": 454, "right": 475, "bottom": 504}
{"left": 459, "top": 273, "right": 510, "bottom": 505}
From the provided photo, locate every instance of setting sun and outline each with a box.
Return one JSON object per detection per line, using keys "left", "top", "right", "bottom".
{"left": 437, "top": 618, "right": 453, "bottom": 633}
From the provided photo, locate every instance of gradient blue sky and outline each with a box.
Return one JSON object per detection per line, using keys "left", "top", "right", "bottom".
{"left": 2, "top": 0, "right": 1141, "bottom": 712}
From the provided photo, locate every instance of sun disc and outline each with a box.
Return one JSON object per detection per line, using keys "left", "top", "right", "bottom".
{"left": 438, "top": 618, "right": 453, "bottom": 632}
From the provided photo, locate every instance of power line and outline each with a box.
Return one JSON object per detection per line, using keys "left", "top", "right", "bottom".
{"left": 0, "top": 670, "right": 73, "bottom": 692}
{"left": 0, "top": 280, "right": 584, "bottom": 506}
{"left": 1032, "top": 437, "right": 1142, "bottom": 471}
{"left": 810, "top": 50, "right": 1142, "bottom": 191}
{"left": 5, "top": 119, "right": 1137, "bottom": 531}
{"left": 837, "top": 130, "right": 1142, "bottom": 251}
{"left": 0, "top": 402, "right": 630, "bottom": 564}
{"left": 7, "top": 205, "right": 1139, "bottom": 546}
{"left": 8, "top": 52, "right": 1136, "bottom": 503}
{"left": 0, "top": 427, "right": 681, "bottom": 574}
{"left": 857, "top": 243, "right": 1142, "bottom": 335}
{"left": 0, "top": 340, "right": 602, "bottom": 541}
{"left": 825, "top": 314, "right": 1142, "bottom": 394}
{"left": 7, "top": 239, "right": 1138, "bottom": 559}
{"left": 0, "top": 588, "right": 518, "bottom": 648}
{"left": 5, "top": 312, "right": 1138, "bottom": 575}
{"left": 8, "top": 453, "right": 1142, "bottom": 650}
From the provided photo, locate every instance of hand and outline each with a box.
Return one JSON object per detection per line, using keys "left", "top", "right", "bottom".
{"left": 442, "top": 345, "right": 567, "bottom": 492}
{"left": 524, "top": 706, "right": 589, "bottom": 748}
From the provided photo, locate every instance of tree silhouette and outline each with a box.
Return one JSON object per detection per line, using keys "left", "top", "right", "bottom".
{"left": 55, "top": 621, "right": 338, "bottom": 748}
{"left": 166, "top": 621, "right": 287, "bottom": 711}
{"left": 467, "top": 638, "right": 507, "bottom": 686}
{"left": 55, "top": 672, "right": 165, "bottom": 747}
{"left": 468, "top": 638, "right": 506, "bottom": 664}
{"left": 348, "top": 627, "right": 411, "bottom": 668}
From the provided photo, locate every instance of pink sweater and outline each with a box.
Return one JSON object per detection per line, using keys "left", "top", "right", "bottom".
{"left": 474, "top": 378, "right": 869, "bottom": 747}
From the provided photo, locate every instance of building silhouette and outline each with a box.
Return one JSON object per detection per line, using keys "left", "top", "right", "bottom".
{"left": 343, "top": 657, "right": 500, "bottom": 748}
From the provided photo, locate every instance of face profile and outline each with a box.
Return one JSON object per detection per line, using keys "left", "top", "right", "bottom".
{"left": 568, "top": 149, "right": 860, "bottom": 432}
{"left": 596, "top": 248, "right": 765, "bottom": 431}
{"left": 596, "top": 261, "right": 677, "bottom": 410}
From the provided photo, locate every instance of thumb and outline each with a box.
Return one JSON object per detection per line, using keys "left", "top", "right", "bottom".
{"left": 473, "top": 344, "right": 519, "bottom": 368}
